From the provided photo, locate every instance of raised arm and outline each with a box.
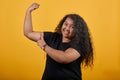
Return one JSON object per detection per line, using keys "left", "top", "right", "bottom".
{"left": 24, "top": 3, "right": 42, "bottom": 42}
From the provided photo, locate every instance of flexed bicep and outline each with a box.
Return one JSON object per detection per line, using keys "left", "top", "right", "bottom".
{"left": 26, "top": 32, "right": 43, "bottom": 42}
{"left": 24, "top": 3, "right": 42, "bottom": 42}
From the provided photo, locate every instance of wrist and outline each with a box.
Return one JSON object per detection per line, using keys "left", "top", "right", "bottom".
{"left": 26, "top": 8, "right": 32, "bottom": 13}
{"left": 41, "top": 44, "right": 47, "bottom": 51}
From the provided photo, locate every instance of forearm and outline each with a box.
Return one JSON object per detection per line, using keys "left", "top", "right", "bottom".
{"left": 23, "top": 3, "right": 41, "bottom": 41}
{"left": 37, "top": 39, "right": 80, "bottom": 64}
{"left": 24, "top": 10, "right": 33, "bottom": 37}
{"left": 44, "top": 45, "right": 66, "bottom": 63}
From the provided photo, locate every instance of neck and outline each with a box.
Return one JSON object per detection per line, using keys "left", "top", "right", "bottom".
{"left": 62, "top": 37, "right": 71, "bottom": 43}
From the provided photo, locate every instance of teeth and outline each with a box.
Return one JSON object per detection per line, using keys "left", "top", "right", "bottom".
{"left": 64, "top": 31, "right": 69, "bottom": 34}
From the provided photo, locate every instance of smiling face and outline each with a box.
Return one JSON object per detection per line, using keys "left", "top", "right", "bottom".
{"left": 61, "top": 17, "right": 76, "bottom": 42}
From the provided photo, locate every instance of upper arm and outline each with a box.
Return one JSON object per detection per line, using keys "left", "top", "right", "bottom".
{"left": 62, "top": 48, "right": 81, "bottom": 64}
{"left": 25, "top": 31, "right": 43, "bottom": 42}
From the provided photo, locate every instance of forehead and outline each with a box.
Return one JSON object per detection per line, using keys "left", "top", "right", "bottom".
{"left": 64, "top": 17, "right": 74, "bottom": 24}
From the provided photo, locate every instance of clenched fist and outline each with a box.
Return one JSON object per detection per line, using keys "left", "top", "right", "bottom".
{"left": 27, "top": 3, "right": 40, "bottom": 12}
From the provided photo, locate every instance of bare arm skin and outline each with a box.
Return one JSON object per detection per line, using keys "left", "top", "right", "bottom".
{"left": 24, "top": 3, "right": 43, "bottom": 42}
{"left": 37, "top": 34, "right": 81, "bottom": 64}
{"left": 44, "top": 46, "right": 81, "bottom": 64}
{"left": 25, "top": 3, "right": 81, "bottom": 64}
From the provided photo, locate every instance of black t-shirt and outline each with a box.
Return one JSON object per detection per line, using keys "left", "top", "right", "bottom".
{"left": 42, "top": 32, "right": 83, "bottom": 80}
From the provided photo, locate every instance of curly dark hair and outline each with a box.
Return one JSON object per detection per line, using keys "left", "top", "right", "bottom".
{"left": 55, "top": 14, "right": 94, "bottom": 67}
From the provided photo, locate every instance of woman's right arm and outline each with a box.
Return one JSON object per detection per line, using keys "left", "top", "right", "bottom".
{"left": 24, "top": 3, "right": 43, "bottom": 42}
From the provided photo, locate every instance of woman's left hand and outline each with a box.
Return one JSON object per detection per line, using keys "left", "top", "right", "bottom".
{"left": 37, "top": 33, "right": 46, "bottom": 49}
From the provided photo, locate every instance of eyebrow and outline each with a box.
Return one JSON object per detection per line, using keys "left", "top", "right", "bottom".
{"left": 64, "top": 21, "right": 74, "bottom": 25}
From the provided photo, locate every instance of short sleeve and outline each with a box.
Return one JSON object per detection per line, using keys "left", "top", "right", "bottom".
{"left": 44, "top": 32, "right": 61, "bottom": 49}
{"left": 73, "top": 44, "right": 83, "bottom": 57}
{"left": 44, "top": 32, "right": 53, "bottom": 45}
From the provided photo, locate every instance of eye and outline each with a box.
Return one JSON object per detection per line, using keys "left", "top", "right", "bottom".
{"left": 71, "top": 26, "right": 74, "bottom": 28}
{"left": 64, "top": 22, "right": 68, "bottom": 26}
{"left": 70, "top": 25, "right": 75, "bottom": 29}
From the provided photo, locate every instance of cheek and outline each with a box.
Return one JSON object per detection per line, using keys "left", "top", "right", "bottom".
{"left": 61, "top": 26, "right": 63, "bottom": 32}
{"left": 71, "top": 29, "right": 75, "bottom": 33}
{"left": 62, "top": 25, "right": 65, "bottom": 29}
{"left": 61, "top": 26, "right": 65, "bottom": 31}
{"left": 61, "top": 26, "right": 63, "bottom": 29}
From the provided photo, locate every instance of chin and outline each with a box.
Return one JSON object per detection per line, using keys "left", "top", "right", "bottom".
{"left": 64, "top": 36, "right": 71, "bottom": 39}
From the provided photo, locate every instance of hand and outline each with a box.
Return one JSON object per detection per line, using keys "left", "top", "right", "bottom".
{"left": 37, "top": 33, "right": 46, "bottom": 49}
{"left": 27, "top": 3, "right": 40, "bottom": 12}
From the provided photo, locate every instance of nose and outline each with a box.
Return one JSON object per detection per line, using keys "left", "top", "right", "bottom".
{"left": 66, "top": 26, "right": 70, "bottom": 30}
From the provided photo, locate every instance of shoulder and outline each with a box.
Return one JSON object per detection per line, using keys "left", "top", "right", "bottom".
{"left": 44, "top": 32, "right": 61, "bottom": 39}
{"left": 44, "top": 32, "right": 61, "bottom": 44}
{"left": 70, "top": 44, "right": 83, "bottom": 56}
{"left": 44, "top": 32, "right": 60, "bottom": 36}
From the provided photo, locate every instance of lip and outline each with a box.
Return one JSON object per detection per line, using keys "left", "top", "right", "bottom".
{"left": 64, "top": 31, "right": 69, "bottom": 35}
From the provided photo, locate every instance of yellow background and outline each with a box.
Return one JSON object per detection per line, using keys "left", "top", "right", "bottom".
{"left": 0, "top": 0, "right": 120, "bottom": 80}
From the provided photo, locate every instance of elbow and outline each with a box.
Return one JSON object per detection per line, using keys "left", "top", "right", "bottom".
{"left": 24, "top": 32, "right": 27, "bottom": 37}
{"left": 24, "top": 31, "right": 31, "bottom": 38}
{"left": 24, "top": 29, "right": 33, "bottom": 38}
{"left": 24, "top": 32, "right": 29, "bottom": 37}
{"left": 24, "top": 30, "right": 28, "bottom": 37}
{"left": 24, "top": 32, "right": 32, "bottom": 40}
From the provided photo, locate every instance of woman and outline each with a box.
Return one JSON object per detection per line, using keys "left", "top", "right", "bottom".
{"left": 24, "top": 3, "right": 94, "bottom": 80}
